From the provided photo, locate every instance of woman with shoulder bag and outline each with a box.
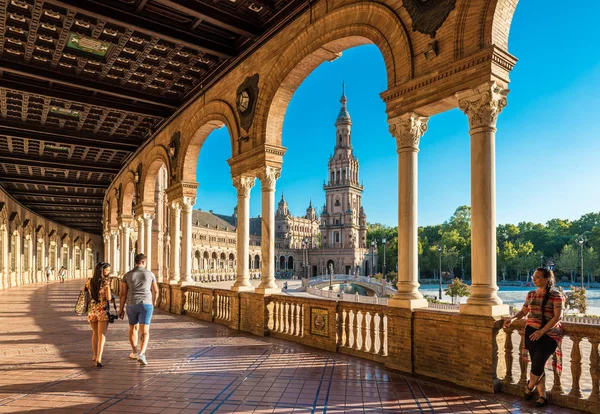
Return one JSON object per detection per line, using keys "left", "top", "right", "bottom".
{"left": 85, "top": 262, "right": 112, "bottom": 367}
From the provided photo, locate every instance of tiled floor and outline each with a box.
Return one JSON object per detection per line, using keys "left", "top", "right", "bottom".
{"left": 0, "top": 280, "right": 582, "bottom": 413}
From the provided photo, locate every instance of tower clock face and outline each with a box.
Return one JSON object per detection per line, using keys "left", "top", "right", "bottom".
{"left": 237, "top": 90, "right": 250, "bottom": 113}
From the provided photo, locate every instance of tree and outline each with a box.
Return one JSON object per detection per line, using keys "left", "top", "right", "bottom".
{"left": 513, "top": 241, "right": 534, "bottom": 280}
{"left": 444, "top": 278, "right": 471, "bottom": 304}
{"left": 563, "top": 286, "right": 587, "bottom": 314}
{"left": 556, "top": 244, "right": 579, "bottom": 283}
{"left": 498, "top": 241, "right": 517, "bottom": 281}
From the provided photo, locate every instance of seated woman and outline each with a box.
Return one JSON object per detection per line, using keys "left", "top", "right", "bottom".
{"left": 85, "top": 262, "right": 112, "bottom": 367}
{"left": 504, "top": 267, "right": 564, "bottom": 407}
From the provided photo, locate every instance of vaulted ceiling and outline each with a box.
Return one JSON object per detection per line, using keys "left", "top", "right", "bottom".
{"left": 0, "top": 0, "right": 308, "bottom": 234}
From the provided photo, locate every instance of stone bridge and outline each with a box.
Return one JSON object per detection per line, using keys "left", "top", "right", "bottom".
{"left": 307, "top": 274, "right": 398, "bottom": 296}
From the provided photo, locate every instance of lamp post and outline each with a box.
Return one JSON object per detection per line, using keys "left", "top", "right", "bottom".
{"left": 328, "top": 262, "right": 334, "bottom": 291}
{"left": 370, "top": 240, "right": 375, "bottom": 277}
{"left": 460, "top": 255, "right": 464, "bottom": 280}
{"left": 382, "top": 238, "right": 387, "bottom": 280}
{"left": 540, "top": 255, "right": 544, "bottom": 268}
{"left": 578, "top": 236, "right": 585, "bottom": 289}
{"left": 437, "top": 245, "right": 442, "bottom": 300}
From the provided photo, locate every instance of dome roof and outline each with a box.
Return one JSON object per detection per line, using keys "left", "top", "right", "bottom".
{"left": 335, "top": 82, "right": 352, "bottom": 125}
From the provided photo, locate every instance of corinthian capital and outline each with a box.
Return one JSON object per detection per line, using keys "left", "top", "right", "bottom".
{"left": 232, "top": 175, "right": 256, "bottom": 197}
{"left": 182, "top": 196, "right": 195, "bottom": 212}
{"left": 171, "top": 200, "right": 182, "bottom": 216}
{"left": 257, "top": 166, "right": 281, "bottom": 191}
{"left": 388, "top": 112, "right": 429, "bottom": 152}
{"left": 457, "top": 81, "right": 509, "bottom": 130}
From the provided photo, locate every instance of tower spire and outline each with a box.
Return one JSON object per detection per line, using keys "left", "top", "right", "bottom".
{"left": 336, "top": 81, "right": 351, "bottom": 125}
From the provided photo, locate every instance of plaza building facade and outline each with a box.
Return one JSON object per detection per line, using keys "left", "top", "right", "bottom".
{"left": 184, "top": 91, "right": 374, "bottom": 283}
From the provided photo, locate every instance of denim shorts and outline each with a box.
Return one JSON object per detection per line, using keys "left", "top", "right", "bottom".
{"left": 126, "top": 303, "right": 154, "bottom": 326}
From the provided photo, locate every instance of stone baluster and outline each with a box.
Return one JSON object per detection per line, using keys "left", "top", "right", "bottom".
{"left": 569, "top": 336, "right": 584, "bottom": 399}
{"left": 551, "top": 350, "right": 564, "bottom": 395}
{"left": 368, "top": 312, "right": 376, "bottom": 353}
{"left": 457, "top": 81, "right": 509, "bottom": 316}
{"left": 377, "top": 314, "right": 386, "bottom": 356}
{"left": 518, "top": 330, "right": 528, "bottom": 387}
{"left": 340, "top": 309, "right": 348, "bottom": 347}
{"left": 355, "top": 311, "right": 364, "bottom": 351}
{"left": 504, "top": 328, "right": 514, "bottom": 384}
{"left": 387, "top": 113, "right": 429, "bottom": 310}
{"left": 590, "top": 339, "right": 600, "bottom": 402}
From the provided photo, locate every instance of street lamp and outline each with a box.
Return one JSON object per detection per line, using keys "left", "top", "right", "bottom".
{"left": 540, "top": 255, "right": 544, "bottom": 268}
{"left": 382, "top": 238, "right": 387, "bottom": 280}
{"left": 578, "top": 236, "right": 585, "bottom": 289}
{"left": 460, "top": 255, "right": 464, "bottom": 280}
{"left": 328, "top": 262, "right": 334, "bottom": 291}
{"left": 370, "top": 240, "right": 376, "bottom": 277}
{"left": 437, "top": 245, "right": 442, "bottom": 300}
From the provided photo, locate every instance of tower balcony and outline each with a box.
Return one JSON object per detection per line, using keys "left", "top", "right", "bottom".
{"left": 323, "top": 180, "right": 363, "bottom": 190}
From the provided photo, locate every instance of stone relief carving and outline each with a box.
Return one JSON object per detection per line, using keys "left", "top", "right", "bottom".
{"left": 236, "top": 73, "right": 259, "bottom": 132}
{"left": 388, "top": 112, "right": 429, "bottom": 151}
{"left": 404, "top": 0, "right": 456, "bottom": 37}
{"left": 457, "top": 81, "right": 509, "bottom": 129}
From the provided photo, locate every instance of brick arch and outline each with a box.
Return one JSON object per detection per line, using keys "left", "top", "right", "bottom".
{"left": 120, "top": 175, "right": 136, "bottom": 218}
{"left": 178, "top": 100, "right": 239, "bottom": 183}
{"left": 254, "top": 2, "right": 412, "bottom": 147}
{"left": 454, "top": 0, "right": 519, "bottom": 60}
{"left": 141, "top": 146, "right": 170, "bottom": 202}
{"left": 106, "top": 197, "right": 119, "bottom": 228}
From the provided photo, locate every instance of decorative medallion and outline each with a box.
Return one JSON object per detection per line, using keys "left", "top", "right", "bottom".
{"left": 403, "top": 0, "right": 456, "bottom": 38}
{"left": 236, "top": 74, "right": 259, "bottom": 131}
{"left": 310, "top": 307, "right": 329, "bottom": 337}
{"left": 202, "top": 294, "right": 211, "bottom": 313}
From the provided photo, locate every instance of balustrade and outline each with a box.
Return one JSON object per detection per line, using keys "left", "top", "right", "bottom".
{"left": 268, "top": 296, "right": 304, "bottom": 339}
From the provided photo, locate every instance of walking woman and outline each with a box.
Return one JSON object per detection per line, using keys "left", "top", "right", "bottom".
{"left": 85, "top": 262, "right": 112, "bottom": 367}
{"left": 503, "top": 267, "right": 564, "bottom": 407}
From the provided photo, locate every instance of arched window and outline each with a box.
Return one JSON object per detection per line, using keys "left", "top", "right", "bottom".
{"left": 287, "top": 256, "right": 294, "bottom": 270}
{"left": 279, "top": 256, "right": 285, "bottom": 270}
{"left": 75, "top": 248, "right": 81, "bottom": 270}
{"left": 254, "top": 255, "right": 260, "bottom": 269}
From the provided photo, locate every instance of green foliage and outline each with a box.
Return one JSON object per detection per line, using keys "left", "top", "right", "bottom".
{"left": 563, "top": 286, "right": 587, "bottom": 314}
{"left": 367, "top": 208, "right": 600, "bottom": 282}
{"left": 444, "top": 278, "right": 471, "bottom": 304}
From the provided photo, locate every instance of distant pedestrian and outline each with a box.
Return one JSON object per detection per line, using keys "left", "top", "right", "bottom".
{"left": 503, "top": 267, "right": 564, "bottom": 408}
{"left": 119, "top": 253, "right": 158, "bottom": 366}
{"left": 58, "top": 266, "right": 67, "bottom": 283}
{"left": 86, "top": 262, "right": 112, "bottom": 367}
{"left": 45, "top": 266, "right": 52, "bottom": 283}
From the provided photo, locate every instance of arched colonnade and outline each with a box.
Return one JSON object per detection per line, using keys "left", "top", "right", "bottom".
{"left": 102, "top": 0, "right": 519, "bottom": 315}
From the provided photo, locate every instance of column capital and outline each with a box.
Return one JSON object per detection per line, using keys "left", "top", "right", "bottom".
{"left": 170, "top": 200, "right": 182, "bottom": 215}
{"left": 182, "top": 196, "right": 195, "bottom": 213}
{"left": 388, "top": 112, "right": 429, "bottom": 153}
{"left": 142, "top": 213, "right": 155, "bottom": 221}
{"left": 257, "top": 166, "right": 281, "bottom": 191}
{"left": 232, "top": 175, "right": 256, "bottom": 197}
{"left": 456, "top": 81, "right": 509, "bottom": 130}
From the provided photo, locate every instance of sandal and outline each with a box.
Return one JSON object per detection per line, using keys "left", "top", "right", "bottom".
{"left": 533, "top": 396, "right": 548, "bottom": 407}
{"left": 524, "top": 372, "right": 545, "bottom": 401}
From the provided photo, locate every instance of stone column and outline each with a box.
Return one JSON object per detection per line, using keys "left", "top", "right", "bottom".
{"left": 231, "top": 175, "right": 255, "bottom": 292}
{"left": 457, "top": 81, "right": 509, "bottom": 316}
{"left": 110, "top": 229, "right": 118, "bottom": 275}
{"left": 137, "top": 217, "right": 145, "bottom": 255}
{"left": 103, "top": 231, "right": 110, "bottom": 262}
{"left": 257, "top": 167, "right": 281, "bottom": 294}
{"left": 144, "top": 214, "right": 153, "bottom": 270}
{"left": 180, "top": 197, "right": 194, "bottom": 285}
{"left": 119, "top": 217, "right": 132, "bottom": 275}
{"left": 387, "top": 113, "right": 428, "bottom": 309}
{"left": 169, "top": 201, "right": 182, "bottom": 284}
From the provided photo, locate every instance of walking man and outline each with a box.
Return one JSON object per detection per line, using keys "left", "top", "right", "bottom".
{"left": 118, "top": 253, "right": 158, "bottom": 365}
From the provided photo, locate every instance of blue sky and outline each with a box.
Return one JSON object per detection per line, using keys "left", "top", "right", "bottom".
{"left": 195, "top": 2, "right": 600, "bottom": 227}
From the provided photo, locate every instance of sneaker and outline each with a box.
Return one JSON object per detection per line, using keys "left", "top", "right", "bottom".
{"left": 129, "top": 352, "right": 138, "bottom": 360}
{"left": 138, "top": 354, "right": 148, "bottom": 365}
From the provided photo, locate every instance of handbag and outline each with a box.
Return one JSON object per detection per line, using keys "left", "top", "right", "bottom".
{"left": 75, "top": 287, "right": 90, "bottom": 315}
